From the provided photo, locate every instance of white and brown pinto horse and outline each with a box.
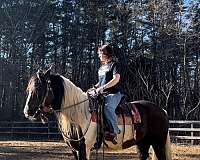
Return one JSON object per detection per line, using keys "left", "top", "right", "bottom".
{"left": 24, "top": 69, "right": 172, "bottom": 160}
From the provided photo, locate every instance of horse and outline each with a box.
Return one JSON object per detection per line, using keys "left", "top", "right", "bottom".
{"left": 24, "top": 68, "right": 172, "bottom": 160}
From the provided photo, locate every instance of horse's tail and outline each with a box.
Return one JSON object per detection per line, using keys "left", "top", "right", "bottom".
{"left": 165, "top": 131, "right": 172, "bottom": 160}
{"left": 152, "top": 131, "right": 172, "bottom": 160}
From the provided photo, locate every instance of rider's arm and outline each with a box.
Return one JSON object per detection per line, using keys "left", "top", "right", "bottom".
{"left": 102, "top": 73, "right": 120, "bottom": 90}
{"left": 96, "top": 73, "right": 120, "bottom": 93}
{"left": 94, "top": 82, "right": 100, "bottom": 89}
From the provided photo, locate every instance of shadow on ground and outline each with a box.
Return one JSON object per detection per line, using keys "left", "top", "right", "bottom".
{"left": 0, "top": 142, "right": 138, "bottom": 160}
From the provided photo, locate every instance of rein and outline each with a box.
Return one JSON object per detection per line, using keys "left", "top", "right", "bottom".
{"left": 52, "top": 93, "right": 92, "bottom": 142}
{"left": 52, "top": 89, "right": 101, "bottom": 142}
{"left": 50, "top": 94, "right": 91, "bottom": 142}
{"left": 53, "top": 88, "right": 92, "bottom": 142}
{"left": 54, "top": 98, "right": 89, "bottom": 111}
{"left": 54, "top": 110, "right": 92, "bottom": 142}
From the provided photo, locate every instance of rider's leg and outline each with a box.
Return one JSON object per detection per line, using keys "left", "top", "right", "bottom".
{"left": 104, "top": 92, "right": 122, "bottom": 134}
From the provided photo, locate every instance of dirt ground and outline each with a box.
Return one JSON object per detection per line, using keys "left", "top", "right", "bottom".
{"left": 0, "top": 141, "right": 199, "bottom": 160}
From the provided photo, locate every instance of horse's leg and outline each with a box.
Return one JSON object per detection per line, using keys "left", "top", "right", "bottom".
{"left": 152, "top": 132, "right": 172, "bottom": 160}
{"left": 84, "top": 124, "right": 98, "bottom": 160}
{"left": 152, "top": 143, "right": 166, "bottom": 160}
{"left": 86, "top": 148, "right": 91, "bottom": 160}
{"left": 165, "top": 132, "right": 172, "bottom": 160}
{"left": 85, "top": 141, "right": 94, "bottom": 160}
{"left": 78, "top": 139, "right": 87, "bottom": 160}
{"left": 72, "top": 149, "right": 78, "bottom": 160}
{"left": 71, "top": 143, "right": 87, "bottom": 160}
{"left": 69, "top": 138, "right": 87, "bottom": 160}
{"left": 137, "top": 140, "right": 151, "bottom": 160}
{"left": 71, "top": 146, "right": 87, "bottom": 160}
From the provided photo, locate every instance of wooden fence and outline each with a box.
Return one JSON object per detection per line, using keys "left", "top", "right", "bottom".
{"left": 0, "top": 120, "right": 200, "bottom": 144}
{"left": 0, "top": 121, "right": 62, "bottom": 141}
{"left": 169, "top": 120, "right": 200, "bottom": 145}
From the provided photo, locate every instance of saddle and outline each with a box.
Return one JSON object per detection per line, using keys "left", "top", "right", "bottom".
{"left": 88, "top": 93, "right": 141, "bottom": 124}
{"left": 87, "top": 90, "right": 141, "bottom": 147}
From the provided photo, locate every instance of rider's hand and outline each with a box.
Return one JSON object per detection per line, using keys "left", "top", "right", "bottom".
{"left": 96, "top": 86, "right": 104, "bottom": 94}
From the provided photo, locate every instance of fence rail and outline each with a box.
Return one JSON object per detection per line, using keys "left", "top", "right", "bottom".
{"left": 169, "top": 120, "right": 200, "bottom": 144}
{"left": 0, "top": 121, "right": 61, "bottom": 140}
{"left": 0, "top": 120, "right": 200, "bottom": 144}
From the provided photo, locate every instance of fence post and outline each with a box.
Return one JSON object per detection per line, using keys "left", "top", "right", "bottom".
{"left": 28, "top": 123, "right": 30, "bottom": 140}
{"left": 48, "top": 122, "right": 50, "bottom": 140}
{"left": 11, "top": 121, "right": 13, "bottom": 140}
{"left": 191, "top": 123, "right": 194, "bottom": 145}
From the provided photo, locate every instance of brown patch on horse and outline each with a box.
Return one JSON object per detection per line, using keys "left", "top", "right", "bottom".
{"left": 91, "top": 112, "right": 97, "bottom": 122}
{"left": 116, "top": 103, "right": 141, "bottom": 125}
{"left": 130, "top": 103, "right": 141, "bottom": 123}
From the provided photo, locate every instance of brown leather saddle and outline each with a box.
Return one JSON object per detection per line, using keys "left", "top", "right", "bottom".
{"left": 88, "top": 91, "right": 141, "bottom": 148}
{"left": 88, "top": 92, "right": 141, "bottom": 134}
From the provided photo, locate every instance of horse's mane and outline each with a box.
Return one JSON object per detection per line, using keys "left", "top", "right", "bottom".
{"left": 27, "top": 73, "right": 90, "bottom": 133}
{"left": 58, "top": 76, "right": 90, "bottom": 130}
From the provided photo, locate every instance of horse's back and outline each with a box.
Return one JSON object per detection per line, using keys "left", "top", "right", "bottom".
{"left": 131, "top": 100, "right": 168, "bottom": 119}
{"left": 131, "top": 100, "right": 169, "bottom": 141}
{"left": 128, "top": 100, "right": 171, "bottom": 160}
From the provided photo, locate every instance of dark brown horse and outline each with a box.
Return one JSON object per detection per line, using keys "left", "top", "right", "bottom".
{"left": 24, "top": 68, "right": 172, "bottom": 160}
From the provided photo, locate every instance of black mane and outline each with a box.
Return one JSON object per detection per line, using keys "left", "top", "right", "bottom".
{"left": 50, "top": 74, "right": 64, "bottom": 110}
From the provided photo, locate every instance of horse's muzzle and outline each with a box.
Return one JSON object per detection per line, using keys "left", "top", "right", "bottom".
{"left": 28, "top": 116, "right": 38, "bottom": 121}
{"left": 24, "top": 112, "right": 38, "bottom": 121}
{"left": 24, "top": 106, "right": 39, "bottom": 122}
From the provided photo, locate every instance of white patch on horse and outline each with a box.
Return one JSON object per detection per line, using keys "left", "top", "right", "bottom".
{"left": 57, "top": 76, "right": 90, "bottom": 129}
{"left": 24, "top": 89, "right": 32, "bottom": 117}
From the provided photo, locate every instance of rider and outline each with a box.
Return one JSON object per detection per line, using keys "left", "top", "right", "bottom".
{"left": 95, "top": 44, "right": 122, "bottom": 142}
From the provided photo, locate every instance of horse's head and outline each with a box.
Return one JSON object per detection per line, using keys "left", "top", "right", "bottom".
{"left": 24, "top": 68, "right": 54, "bottom": 123}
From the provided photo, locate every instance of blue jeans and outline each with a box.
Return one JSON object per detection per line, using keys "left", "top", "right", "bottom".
{"left": 104, "top": 92, "right": 122, "bottom": 134}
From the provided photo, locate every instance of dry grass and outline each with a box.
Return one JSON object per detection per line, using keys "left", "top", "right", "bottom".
{"left": 0, "top": 141, "right": 199, "bottom": 160}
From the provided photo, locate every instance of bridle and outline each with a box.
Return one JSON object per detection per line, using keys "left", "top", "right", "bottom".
{"left": 31, "top": 79, "right": 54, "bottom": 123}
{"left": 31, "top": 78, "right": 94, "bottom": 142}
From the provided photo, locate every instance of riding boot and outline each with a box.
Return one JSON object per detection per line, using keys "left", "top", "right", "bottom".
{"left": 104, "top": 131, "right": 120, "bottom": 145}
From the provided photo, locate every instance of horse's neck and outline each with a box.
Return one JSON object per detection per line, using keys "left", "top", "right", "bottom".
{"left": 60, "top": 77, "right": 90, "bottom": 127}
{"left": 61, "top": 77, "right": 87, "bottom": 105}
